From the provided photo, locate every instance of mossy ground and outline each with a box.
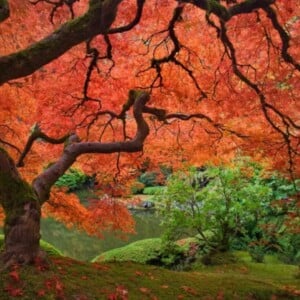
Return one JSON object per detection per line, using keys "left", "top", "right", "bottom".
{"left": 0, "top": 250, "right": 299, "bottom": 299}
{"left": 1, "top": 235, "right": 300, "bottom": 299}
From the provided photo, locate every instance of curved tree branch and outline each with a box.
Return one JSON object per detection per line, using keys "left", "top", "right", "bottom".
{"left": 147, "top": 4, "right": 207, "bottom": 97}
{"left": 228, "top": 0, "right": 275, "bottom": 18}
{"left": 0, "top": 0, "right": 122, "bottom": 85}
{"left": 108, "top": 0, "right": 146, "bottom": 34}
{"left": 0, "top": 138, "right": 21, "bottom": 154}
{"left": 262, "top": 6, "right": 300, "bottom": 71}
{"left": 0, "top": 0, "right": 280, "bottom": 86}
{"left": 17, "top": 123, "right": 71, "bottom": 167}
{"left": 0, "top": 0, "right": 9, "bottom": 23}
{"left": 144, "top": 106, "right": 248, "bottom": 138}
{"left": 32, "top": 91, "right": 150, "bottom": 203}
{"left": 182, "top": 0, "right": 275, "bottom": 21}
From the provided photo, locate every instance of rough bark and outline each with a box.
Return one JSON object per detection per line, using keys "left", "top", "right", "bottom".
{"left": 182, "top": 0, "right": 275, "bottom": 21}
{"left": 0, "top": 149, "right": 41, "bottom": 267}
{"left": 0, "top": 0, "right": 122, "bottom": 85}
{"left": 0, "top": 0, "right": 9, "bottom": 23}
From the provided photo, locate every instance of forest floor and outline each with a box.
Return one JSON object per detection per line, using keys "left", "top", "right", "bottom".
{"left": 0, "top": 252, "right": 299, "bottom": 299}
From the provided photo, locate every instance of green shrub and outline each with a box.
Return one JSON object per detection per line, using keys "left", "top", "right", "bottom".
{"left": 158, "top": 156, "right": 273, "bottom": 253}
{"left": 93, "top": 237, "right": 200, "bottom": 269}
{"left": 138, "top": 172, "right": 160, "bottom": 187}
{"left": 248, "top": 245, "right": 265, "bottom": 263}
{"left": 143, "top": 186, "right": 166, "bottom": 195}
{"left": 156, "top": 241, "right": 186, "bottom": 268}
{"left": 277, "top": 234, "right": 300, "bottom": 265}
{"left": 55, "top": 168, "right": 93, "bottom": 191}
{"left": 264, "top": 173, "right": 300, "bottom": 200}
{"left": 244, "top": 176, "right": 300, "bottom": 264}
{"left": 201, "top": 251, "right": 238, "bottom": 266}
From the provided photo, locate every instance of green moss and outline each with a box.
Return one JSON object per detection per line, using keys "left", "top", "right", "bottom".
{"left": 0, "top": 172, "right": 38, "bottom": 232}
{"left": 0, "top": 149, "right": 37, "bottom": 206}
{"left": 88, "top": 0, "right": 102, "bottom": 10}
{"left": 60, "top": 12, "right": 91, "bottom": 32}
{"left": 0, "top": 148, "right": 40, "bottom": 236}
{"left": 0, "top": 174, "right": 36, "bottom": 205}
{"left": 39, "top": 240, "right": 63, "bottom": 256}
{"left": 129, "top": 89, "right": 144, "bottom": 100}
{"left": 0, "top": 254, "right": 298, "bottom": 299}
{"left": 92, "top": 238, "right": 163, "bottom": 264}
{"left": 207, "top": 0, "right": 230, "bottom": 21}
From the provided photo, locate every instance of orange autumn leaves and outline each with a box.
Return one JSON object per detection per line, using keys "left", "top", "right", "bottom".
{"left": 0, "top": 0, "right": 299, "bottom": 176}
{"left": 0, "top": 189, "right": 135, "bottom": 237}
{"left": 0, "top": 0, "right": 299, "bottom": 235}
{"left": 42, "top": 190, "right": 135, "bottom": 238}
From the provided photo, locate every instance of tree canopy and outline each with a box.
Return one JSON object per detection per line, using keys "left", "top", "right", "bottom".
{"left": 0, "top": 0, "right": 299, "bottom": 235}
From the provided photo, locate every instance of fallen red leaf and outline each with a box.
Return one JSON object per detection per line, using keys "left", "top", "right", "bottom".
{"left": 9, "top": 270, "right": 20, "bottom": 282}
{"left": 107, "top": 293, "right": 118, "bottom": 300}
{"left": 9, "top": 288, "right": 23, "bottom": 297}
{"left": 216, "top": 290, "right": 224, "bottom": 300}
{"left": 34, "top": 257, "right": 49, "bottom": 272}
{"left": 55, "top": 279, "right": 64, "bottom": 292}
{"left": 181, "top": 285, "right": 198, "bottom": 296}
{"left": 135, "top": 271, "right": 143, "bottom": 276}
{"left": 139, "top": 287, "right": 150, "bottom": 294}
{"left": 44, "top": 279, "right": 53, "bottom": 290}
{"left": 37, "top": 289, "right": 46, "bottom": 297}
{"left": 4, "top": 284, "right": 23, "bottom": 297}
{"left": 93, "top": 263, "right": 110, "bottom": 271}
{"left": 116, "top": 285, "right": 128, "bottom": 297}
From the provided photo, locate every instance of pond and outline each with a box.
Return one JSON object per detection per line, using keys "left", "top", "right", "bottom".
{"left": 40, "top": 209, "right": 163, "bottom": 261}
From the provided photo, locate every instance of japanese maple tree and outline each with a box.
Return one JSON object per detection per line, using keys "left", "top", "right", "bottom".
{"left": 0, "top": 0, "right": 299, "bottom": 266}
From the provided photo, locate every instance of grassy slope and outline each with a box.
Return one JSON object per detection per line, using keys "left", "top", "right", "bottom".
{"left": 1, "top": 235, "right": 299, "bottom": 299}
{"left": 0, "top": 252, "right": 299, "bottom": 299}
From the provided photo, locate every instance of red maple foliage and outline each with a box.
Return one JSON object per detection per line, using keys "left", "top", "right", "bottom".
{"left": 0, "top": 0, "right": 299, "bottom": 260}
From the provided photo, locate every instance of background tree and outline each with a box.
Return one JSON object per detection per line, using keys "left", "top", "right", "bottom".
{"left": 0, "top": 0, "right": 299, "bottom": 265}
{"left": 158, "top": 157, "right": 273, "bottom": 253}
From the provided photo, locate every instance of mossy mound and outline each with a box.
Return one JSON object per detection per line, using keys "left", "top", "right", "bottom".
{"left": 92, "top": 238, "right": 163, "bottom": 264}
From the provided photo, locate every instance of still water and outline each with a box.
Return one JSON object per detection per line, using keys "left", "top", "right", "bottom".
{"left": 41, "top": 210, "right": 163, "bottom": 261}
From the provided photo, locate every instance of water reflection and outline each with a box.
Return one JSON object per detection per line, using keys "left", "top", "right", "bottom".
{"left": 41, "top": 210, "right": 163, "bottom": 261}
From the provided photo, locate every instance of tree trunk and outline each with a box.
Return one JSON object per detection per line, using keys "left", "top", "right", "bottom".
{"left": 219, "top": 221, "right": 231, "bottom": 252}
{"left": 0, "top": 149, "right": 41, "bottom": 267}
